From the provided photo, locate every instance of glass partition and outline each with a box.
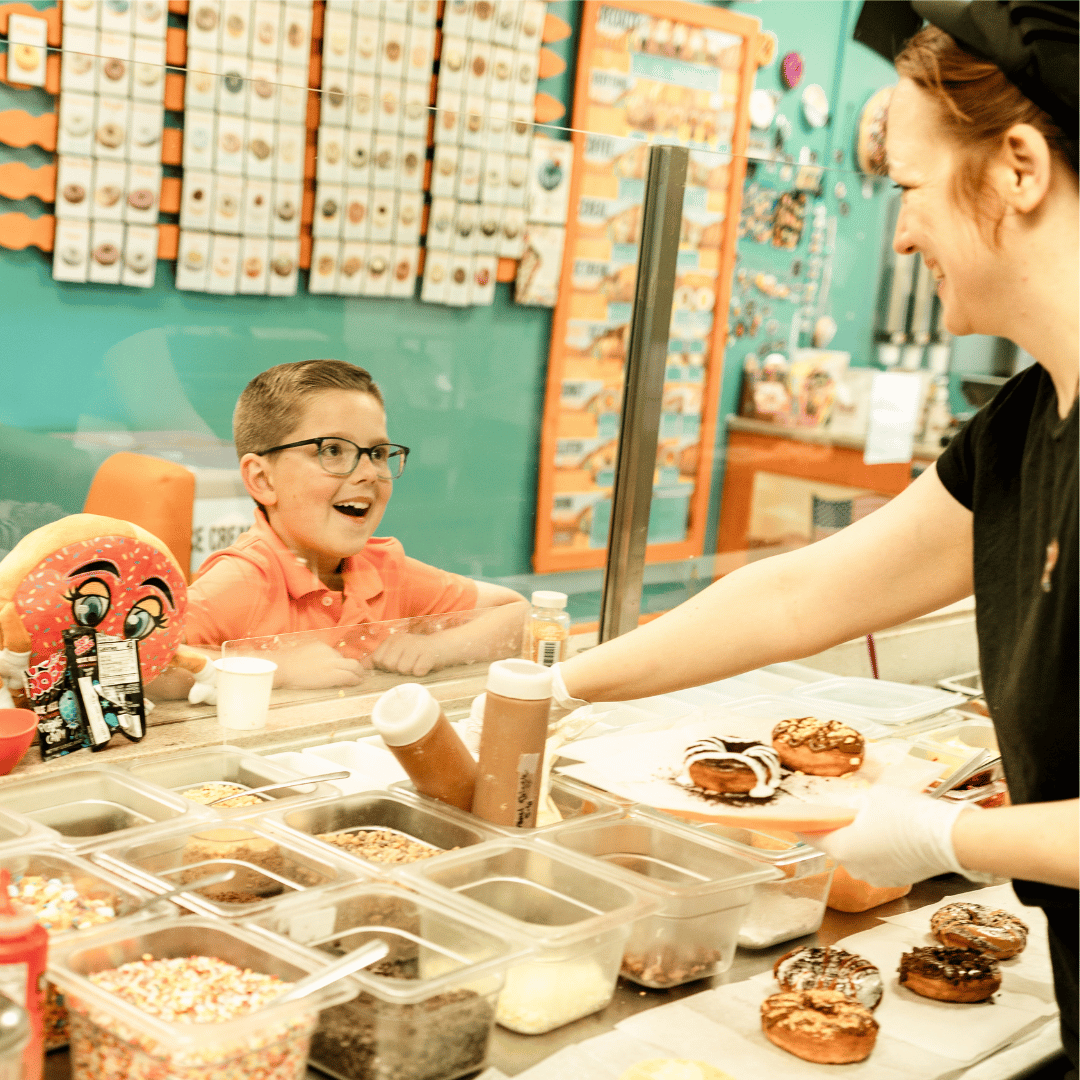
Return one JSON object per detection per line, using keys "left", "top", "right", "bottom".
{"left": 0, "top": 0, "right": 1007, "bottom": 736}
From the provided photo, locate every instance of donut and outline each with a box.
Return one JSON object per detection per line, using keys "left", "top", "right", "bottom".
{"left": 369, "top": 256, "right": 387, "bottom": 277}
{"left": 772, "top": 717, "right": 865, "bottom": 776}
{"left": 316, "top": 255, "right": 335, "bottom": 276}
{"left": 193, "top": 5, "right": 217, "bottom": 31}
{"left": 685, "top": 737, "right": 781, "bottom": 798}
{"left": 347, "top": 201, "right": 366, "bottom": 224}
{"left": 62, "top": 183, "right": 86, "bottom": 205}
{"left": 452, "top": 266, "right": 467, "bottom": 285}
{"left": 324, "top": 140, "right": 342, "bottom": 165}
{"left": 276, "top": 199, "right": 296, "bottom": 221}
{"left": 618, "top": 1062, "right": 734, "bottom": 1080}
{"left": 253, "top": 78, "right": 273, "bottom": 99}
{"left": 341, "top": 256, "right": 362, "bottom": 277}
{"left": 396, "top": 259, "right": 412, "bottom": 282}
{"left": 125, "top": 247, "right": 151, "bottom": 273}
{"left": 96, "top": 185, "right": 122, "bottom": 208}
{"left": 65, "top": 111, "right": 92, "bottom": 138}
{"left": 898, "top": 946, "right": 1001, "bottom": 1003}
{"left": 761, "top": 989, "right": 878, "bottom": 1064}
{"left": 773, "top": 947, "right": 883, "bottom": 1010}
{"left": 97, "top": 123, "right": 125, "bottom": 149}
{"left": 930, "top": 903, "right": 1028, "bottom": 960}
{"left": 93, "top": 243, "right": 120, "bottom": 266}
{"left": 127, "top": 189, "right": 154, "bottom": 210}
{"left": 12, "top": 44, "right": 40, "bottom": 72}
{"left": 243, "top": 257, "right": 262, "bottom": 278}
{"left": 217, "top": 193, "right": 238, "bottom": 218}
{"left": 271, "top": 255, "right": 294, "bottom": 276}
{"left": 249, "top": 138, "right": 271, "bottom": 160}
{"left": 349, "top": 143, "right": 368, "bottom": 168}
{"left": 183, "top": 248, "right": 204, "bottom": 271}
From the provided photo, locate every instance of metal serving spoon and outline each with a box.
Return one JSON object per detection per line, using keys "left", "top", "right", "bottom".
{"left": 206, "top": 771, "right": 351, "bottom": 806}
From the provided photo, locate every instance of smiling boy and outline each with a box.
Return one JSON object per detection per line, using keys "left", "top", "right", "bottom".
{"left": 185, "top": 360, "right": 524, "bottom": 673}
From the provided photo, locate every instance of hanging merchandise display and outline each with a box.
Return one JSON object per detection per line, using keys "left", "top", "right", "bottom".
{"left": 532, "top": 0, "right": 762, "bottom": 573}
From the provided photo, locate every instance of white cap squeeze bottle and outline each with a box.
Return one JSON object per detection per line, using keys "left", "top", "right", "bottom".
{"left": 471, "top": 659, "right": 552, "bottom": 828}
{"left": 372, "top": 684, "right": 478, "bottom": 812}
{"left": 0, "top": 869, "right": 46, "bottom": 1080}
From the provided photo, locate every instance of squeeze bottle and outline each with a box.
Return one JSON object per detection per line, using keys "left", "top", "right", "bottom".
{"left": 471, "top": 659, "right": 552, "bottom": 828}
{"left": 372, "top": 683, "right": 478, "bottom": 811}
{"left": 0, "top": 870, "right": 46, "bottom": 1080}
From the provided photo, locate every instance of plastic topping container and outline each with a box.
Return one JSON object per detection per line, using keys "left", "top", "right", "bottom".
{"left": 789, "top": 676, "right": 964, "bottom": 726}
{"left": 692, "top": 821, "right": 835, "bottom": 949}
{"left": 0, "top": 767, "right": 212, "bottom": 853}
{"left": 401, "top": 840, "right": 656, "bottom": 1035}
{"left": 124, "top": 746, "right": 343, "bottom": 815}
{"left": 394, "top": 775, "right": 626, "bottom": 835}
{"left": 261, "top": 790, "right": 502, "bottom": 873}
{"left": 0, "top": 992, "right": 28, "bottom": 1080}
{"left": 47, "top": 915, "right": 357, "bottom": 1080}
{"left": 0, "top": 849, "right": 177, "bottom": 1051}
{"left": 0, "top": 808, "right": 55, "bottom": 854}
{"left": 92, "top": 819, "right": 366, "bottom": 919}
{"left": 250, "top": 882, "right": 531, "bottom": 1080}
{"left": 539, "top": 812, "right": 781, "bottom": 988}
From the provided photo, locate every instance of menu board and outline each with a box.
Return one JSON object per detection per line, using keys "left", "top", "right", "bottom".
{"left": 533, "top": 1, "right": 760, "bottom": 574}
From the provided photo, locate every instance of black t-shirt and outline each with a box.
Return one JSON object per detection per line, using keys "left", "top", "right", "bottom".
{"left": 936, "top": 363, "right": 1078, "bottom": 1067}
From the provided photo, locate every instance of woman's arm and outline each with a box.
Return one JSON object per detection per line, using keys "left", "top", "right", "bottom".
{"left": 562, "top": 464, "right": 974, "bottom": 701}
{"left": 954, "top": 800, "right": 1079, "bottom": 889}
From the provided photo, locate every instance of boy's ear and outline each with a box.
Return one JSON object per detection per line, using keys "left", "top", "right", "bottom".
{"left": 239, "top": 452, "right": 277, "bottom": 508}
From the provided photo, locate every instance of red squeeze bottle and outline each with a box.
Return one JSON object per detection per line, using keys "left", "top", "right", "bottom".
{"left": 0, "top": 869, "right": 46, "bottom": 1080}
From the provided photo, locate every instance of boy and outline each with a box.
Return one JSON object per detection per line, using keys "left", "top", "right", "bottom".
{"left": 185, "top": 360, "right": 524, "bottom": 680}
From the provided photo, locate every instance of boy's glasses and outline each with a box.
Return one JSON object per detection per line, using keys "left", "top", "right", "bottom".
{"left": 257, "top": 437, "right": 410, "bottom": 479}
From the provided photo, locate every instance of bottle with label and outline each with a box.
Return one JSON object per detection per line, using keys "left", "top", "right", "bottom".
{"left": 471, "top": 659, "right": 552, "bottom": 828}
{"left": 525, "top": 591, "right": 570, "bottom": 668}
{"left": 0, "top": 870, "right": 45, "bottom": 1080}
{"left": 372, "top": 683, "right": 478, "bottom": 812}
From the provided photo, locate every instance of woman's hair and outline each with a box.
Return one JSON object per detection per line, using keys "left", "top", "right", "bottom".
{"left": 233, "top": 359, "right": 384, "bottom": 458}
{"left": 894, "top": 25, "right": 1072, "bottom": 234}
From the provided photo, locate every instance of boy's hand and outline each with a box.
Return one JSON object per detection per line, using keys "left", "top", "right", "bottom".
{"left": 274, "top": 640, "right": 366, "bottom": 689}
{"left": 369, "top": 632, "right": 444, "bottom": 677}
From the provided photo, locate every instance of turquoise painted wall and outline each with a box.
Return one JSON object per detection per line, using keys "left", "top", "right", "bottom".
{"left": 0, "top": 2, "right": 992, "bottom": 591}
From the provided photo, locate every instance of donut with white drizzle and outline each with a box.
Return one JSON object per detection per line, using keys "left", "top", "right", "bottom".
{"left": 684, "top": 737, "right": 781, "bottom": 797}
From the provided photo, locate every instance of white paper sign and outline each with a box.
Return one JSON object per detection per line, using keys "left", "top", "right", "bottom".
{"left": 864, "top": 370, "right": 923, "bottom": 465}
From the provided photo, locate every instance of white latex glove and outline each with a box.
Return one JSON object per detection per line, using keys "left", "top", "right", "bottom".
{"left": 551, "top": 662, "right": 588, "bottom": 712}
{"left": 187, "top": 657, "right": 219, "bottom": 706}
{"left": 800, "top": 785, "right": 995, "bottom": 888}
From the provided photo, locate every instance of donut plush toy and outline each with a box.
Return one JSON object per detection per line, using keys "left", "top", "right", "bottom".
{"left": 0, "top": 515, "right": 215, "bottom": 758}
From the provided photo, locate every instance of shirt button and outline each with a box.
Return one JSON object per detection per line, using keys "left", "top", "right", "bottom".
{"left": 322, "top": 596, "right": 333, "bottom": 606}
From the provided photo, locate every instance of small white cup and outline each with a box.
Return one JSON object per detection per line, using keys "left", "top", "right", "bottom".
{"left": 213, "top": 657, "right": 278, "bottom": 730}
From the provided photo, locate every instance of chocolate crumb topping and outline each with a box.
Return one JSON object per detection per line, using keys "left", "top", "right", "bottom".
{"left": 899, "top": 946, "right": 999, "bottom": 985}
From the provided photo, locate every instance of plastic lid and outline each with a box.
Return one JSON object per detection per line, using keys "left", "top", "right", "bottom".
{"left": 530, "top": 590, "right": 567, "bottom": 609}
{"left": 372, "top": 683, "right": 441, "bottom": 747}
{"left": 486, "top": 659, "right": 553, "bottom": 701}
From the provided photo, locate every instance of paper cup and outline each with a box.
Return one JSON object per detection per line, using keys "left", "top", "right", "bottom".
{"left": 213, "top": 658, "right": 277, "bottom": 730}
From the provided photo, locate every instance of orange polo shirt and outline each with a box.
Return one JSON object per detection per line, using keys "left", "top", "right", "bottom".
{"left": 185, "top": 512, "right": 478, "bottom": 647}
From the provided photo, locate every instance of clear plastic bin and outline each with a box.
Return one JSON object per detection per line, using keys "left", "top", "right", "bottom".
{"left": 93, "top": 819, "right": 367, "bottom": 919}
{"left": 402, "top": 841, "right": 656, "bottom": 1034}
{"left": 48, "top": 915, "right": 356, "bottom": 1080}
{"left": 250, "top": 882, "right": 531, "bottom": 1080}
{"left": 0, "top": 807, "right": 56, "bottom": 852}
{"left": 392, "top": 775, "right": 626, "bottom": 835}
{"left": 259, "top": 790, "right": 502, "bottom": 873}
{"left": 693, "top": 821, "right": 835, "bottom": 949}
{"left": 0, "top": 767, "right": 212, "bottom": 853}
{"left": 540, "top": 812, "right": 781, "bottom": 987}
{"left": 789, "top": 676, "right": 963, "bottom": 726}
{"left": 0, "top": 848, "right": 177, "bottom": 1050}
{"left": 124, "top": 746, "right": 343, "bottom": 815}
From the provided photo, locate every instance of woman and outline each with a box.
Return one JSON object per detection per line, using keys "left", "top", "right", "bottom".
{"left": 554, "top": 5, "right": 1079, "bottom": 1070}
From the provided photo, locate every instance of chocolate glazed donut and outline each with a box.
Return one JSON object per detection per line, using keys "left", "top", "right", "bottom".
{"left": 899, "top": 946, "right": 1001, "bottom": 1002}
{"left": 684, "top": 737, "right": 781, "bottom": 797}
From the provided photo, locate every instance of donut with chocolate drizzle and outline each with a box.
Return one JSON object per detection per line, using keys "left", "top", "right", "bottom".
{"left": 899, "top": 946, "right": 1001, "bottom": 1002}
{"left": 773, "top": 946, "right": 883, "bottom": 1010}
{"left": 930, "top": 903, "right": 1028, "bottom": 960}
{"left": 684, "top": 737, "right": 781, "bottom": 798}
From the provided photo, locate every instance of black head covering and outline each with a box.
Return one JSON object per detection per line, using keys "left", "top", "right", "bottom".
{"left": 854, "top": 1, "right": 1079, "bottom": 170}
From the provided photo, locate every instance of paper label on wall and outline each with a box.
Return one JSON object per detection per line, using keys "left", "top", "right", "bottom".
{"left": 864, "top": 371, "right": 923, "bottom": 465}
{"left": 190, "top": 498, "right": 256, "bottom": 575}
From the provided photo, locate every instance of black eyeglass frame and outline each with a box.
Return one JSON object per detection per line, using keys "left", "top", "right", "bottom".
{"left": 256, "top": 437, "right": 410, "bottom": 479}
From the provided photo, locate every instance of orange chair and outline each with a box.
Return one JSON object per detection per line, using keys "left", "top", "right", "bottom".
{"left": 82, "top": 453, "right": 196, "bottom": 581}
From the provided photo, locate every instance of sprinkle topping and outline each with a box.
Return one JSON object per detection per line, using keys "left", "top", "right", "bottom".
{"left": 10, "top": 875, "right": 118, "bottom": 933}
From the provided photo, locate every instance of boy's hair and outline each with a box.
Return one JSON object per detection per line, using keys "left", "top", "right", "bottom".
{"left": 233, "top": 360, "right": 384, "bottom": 458}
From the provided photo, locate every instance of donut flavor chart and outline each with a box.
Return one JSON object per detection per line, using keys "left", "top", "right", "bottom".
{"left": 421, "top": 0, "right": 549, "bottom": 306}
{"left": 51, "top": 1, "right": 166, "bottom": 285}
{"left": 310, "top": 0, "right": 440, "bottom": 298}
{"left": 177, "top": 0, "right": 311, "bottom": 295}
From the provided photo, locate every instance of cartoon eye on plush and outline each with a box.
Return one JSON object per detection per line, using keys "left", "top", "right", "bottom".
{"left": 63, "top": 560, "right": 122, "bottom": 628}
{"left": 123, "top": 579, "right": 174, "bottom": 641}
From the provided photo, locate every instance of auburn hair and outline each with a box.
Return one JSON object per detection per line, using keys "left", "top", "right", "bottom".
{"left": 233, "top": 360, "right": 384, "bottom": 458}
{"left": 894, "top": 26, "right": 1073, "bottom": 236}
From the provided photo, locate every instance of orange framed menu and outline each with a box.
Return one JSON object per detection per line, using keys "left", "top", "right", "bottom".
{"left": 533, "top": 0, "right": 761, "bottom": 574}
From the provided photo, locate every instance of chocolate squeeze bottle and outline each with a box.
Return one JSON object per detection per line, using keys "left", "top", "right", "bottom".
{"left": 471, "top": 659, "right": 552, "bottom": 828}
{"left": 372, "top": 684, "right": 478, "bottom": 812}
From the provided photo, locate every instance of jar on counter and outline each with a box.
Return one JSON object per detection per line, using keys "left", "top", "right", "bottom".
{"left": 696, "top": 823, "right": 835, "bottom": 949}
{"left": 524, "top": 591, "right": 569, "bottom": 668}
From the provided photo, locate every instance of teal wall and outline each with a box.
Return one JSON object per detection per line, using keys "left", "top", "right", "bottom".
{"left": 0, "top": 2, "right": 992, "bottom": 588}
